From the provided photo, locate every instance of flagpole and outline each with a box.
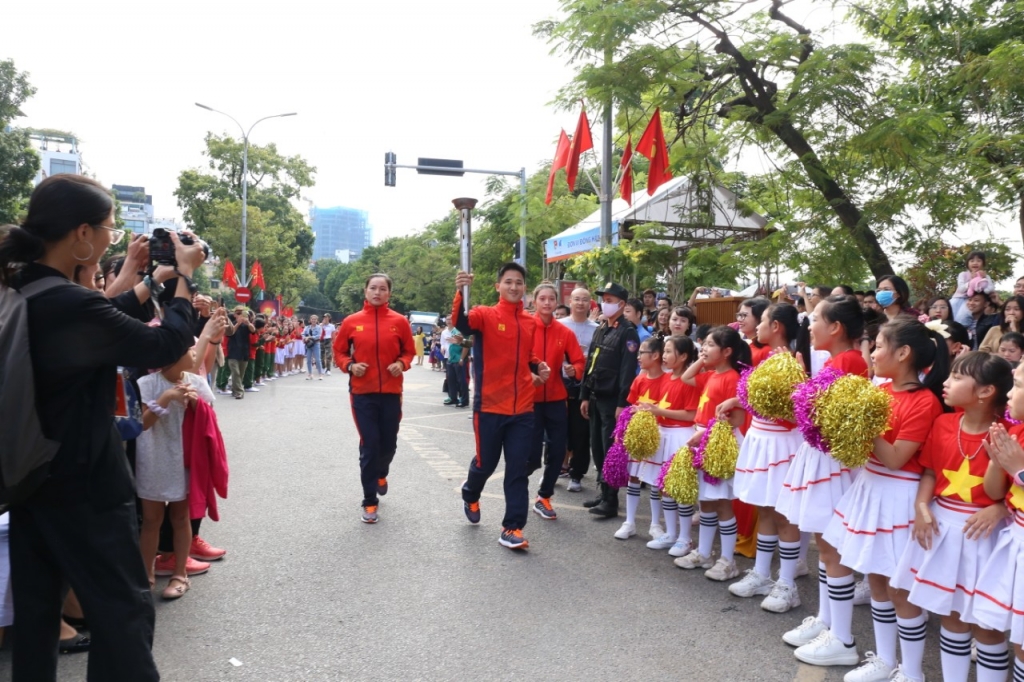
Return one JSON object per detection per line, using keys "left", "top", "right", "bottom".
{"left": 600, "top": 46, "right": 614, "bottom": 247}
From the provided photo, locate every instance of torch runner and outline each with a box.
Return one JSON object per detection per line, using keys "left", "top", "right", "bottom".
{"left": 452, "top": 197, "right": 477, "bottom": 314}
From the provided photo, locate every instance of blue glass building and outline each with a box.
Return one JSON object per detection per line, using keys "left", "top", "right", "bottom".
{"left": 311, "top": 206, "right": 371, "bottom": 262}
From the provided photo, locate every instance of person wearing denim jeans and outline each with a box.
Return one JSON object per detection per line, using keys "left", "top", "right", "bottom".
{"left": 304, "top": 315, "right": 323, "bottom": 379}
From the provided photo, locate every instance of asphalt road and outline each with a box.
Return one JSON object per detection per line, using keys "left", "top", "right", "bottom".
{"left": 0, "top": 364, "right": 944, "bottom": 682}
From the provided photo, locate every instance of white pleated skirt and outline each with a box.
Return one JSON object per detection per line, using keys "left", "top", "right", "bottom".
{"left": 733, "top": 419, "right": 802, "bottom": 508}
{"left": 823, "top": 463, "right": 918, "bottom": 577}
{"left": 697, "top": 426, "right": 743, "bottom": 502}
{"left": 890, "top": 497, "right": 1001, "bottom": 621}
{"left": 630, "top": 425, "right": 694, "bottom": 487}
{"left": 293, "top": 340, "right": 305, "bottom": 356}
{"left": 775, "top": 441, "right": 855, "bottom": 534}
{"left": 974, "top": 512, "right": 1024, "bottom": 644}
{"left": 274, "top": 349, "right": 285, "bottom": 364}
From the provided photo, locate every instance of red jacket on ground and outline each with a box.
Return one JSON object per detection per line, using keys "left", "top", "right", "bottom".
{"left": 333, "top": 301, "right": 415, "bottom": 395}
{"left": 452, "top": 290, "right": 539, "bottom": 416}
{"left": 532, "top": 315, "right": 585, "bottom": 403}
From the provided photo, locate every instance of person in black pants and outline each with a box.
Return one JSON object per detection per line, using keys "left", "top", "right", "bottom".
{"left": 1, "top": 175, "right": 207, "bottom": 681}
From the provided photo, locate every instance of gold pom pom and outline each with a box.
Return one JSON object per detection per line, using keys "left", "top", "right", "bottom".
{"left": 624, "top": 410, "right": 661, "bottom": 461}
{"left": 817, "top": 375, "right": 894, "bottom": 469}
{"left": 702, "top": 419, "right": 741, "bottom": 480}
{"left": 745, "top": 352, "right": 807, "bottom": 422}
{"left": 663, "top": 446, "right": 699, "bottom": 505}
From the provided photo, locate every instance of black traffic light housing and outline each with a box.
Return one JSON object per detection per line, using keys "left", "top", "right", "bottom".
{"left": 384, "top": 152, "right": 396, "bottom": 187}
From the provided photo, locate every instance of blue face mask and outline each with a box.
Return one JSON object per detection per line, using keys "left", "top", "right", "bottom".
{"left": 875, "top": 290, "right": 896, "bottom": 307}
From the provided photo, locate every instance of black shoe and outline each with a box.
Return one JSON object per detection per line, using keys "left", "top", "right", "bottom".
{"left": 59, "top": 633, "right": 90, "bottom": 654}
{"left": 582, "top": 495, "right": 603, "bottom": 508}
{"left": 588, "top": 500, "right": 619, "bottom": 518}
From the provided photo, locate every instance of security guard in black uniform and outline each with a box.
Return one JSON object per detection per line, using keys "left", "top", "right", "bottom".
{"left": 579, "top": 282, "right": 641, "bottom": 518}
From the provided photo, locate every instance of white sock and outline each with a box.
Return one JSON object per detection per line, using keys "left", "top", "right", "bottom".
{"left": 799, "top": 532, "right": 810, "bottom": 562}
{"left": 754, "top": 533, "right": 778, "bottom": 578}
{"left": 661, "top": 495, "right": 678, "bottom": 539}
{"left": 817, "top": 563, "right": 831, "bottom": 627}
{"left": 625, "top": 482, "right": 641, "bottom": 525}
{"left": 938, "top": 628, "right": 972, "bottom": 682}
{"left": 827, "top": 574, "right": 856, "bottom": 646}
{"left": 649, "top": 487, "right": 662, "bottom": 526}
{"left": 677, "top": 505, "right": 695, "bottom": 544}
{"left": 975, "top": 638, "right": 1010, "bottom": 682}
{"left": 719, "top": 517, "right": 738, "bottom": 562}
{"left": 897, "top": 613, "right": 928, "bottom": 681}
{"left": 1013, "top": 655, "right": 1024, "bottom": 682}
{"left": 871, "top": 599, "right": 899, "bottom": 670}
{"left": 697, "top": 512, "right": 718, "bottom": 557}
{"left": 777, "top": 540, "right": 801, "bottom": 586}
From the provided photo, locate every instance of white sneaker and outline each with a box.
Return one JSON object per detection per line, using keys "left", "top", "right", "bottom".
{"left": 646, "top": 533, "right": 675, "bottom": 550}
{"left": 705, "top": 558, "right": 740, "bottom": 581}
{"left": 614, "top": 522, "right": 636, "bottom": 540}
{"left": 794, "top": 630, "right": 859, "bottom": 667}
{"left": 783, "top": 616, "right": 828, "bottom": 647}
{"left": 668, "top": 539, "right": 692, "bottom": 557}
{"left": 761, "top": 580, "right": 801, "bottom": 613}
{"left": 728, "top": 569, "right": 774, "bottom": 597}
{"left": 216, "top": 389, "right": 231, "bottom": 395}
{"left": 648, "top": 524, "right": 665, "bottom": 540}
{"left": 674, "top": 549, "right": 714, "bottom": 570}
{"left": 567, "top": 479, "right": 582, "bottom": 493}
{"left": 852, "top": 579, "right": 871, "bottom": 606}
{"left": 244, "top": 387, "right": 260, "bottom": 392}
{"left": 888, "top": 668, "right": 921, "bottom": 682}
{"left": 842, "top": 652, "right": 895, "bottom": 682}
{"left": 795, "top": 558, "right": 810, "bottom": 578}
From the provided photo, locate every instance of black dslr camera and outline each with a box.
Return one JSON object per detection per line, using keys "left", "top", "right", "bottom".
{"left": 149, "top": 228, "right": 210, "bottom": 267}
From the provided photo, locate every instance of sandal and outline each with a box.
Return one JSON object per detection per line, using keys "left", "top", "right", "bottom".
{"left": 59, "top": 632, "right": 91, "bottom": 654}
{"left": 161, "top": 575, "right": 190, "bottom": 600}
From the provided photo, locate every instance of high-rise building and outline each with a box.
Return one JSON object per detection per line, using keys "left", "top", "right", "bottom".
{"left": 27, "top": 130, "right": 82, "bottom": 184}
{"left": 311, "top": 206, "right": 371, "bottom": 262}
{"left": 111, "top": 184, "right": 155, "bottom": 234}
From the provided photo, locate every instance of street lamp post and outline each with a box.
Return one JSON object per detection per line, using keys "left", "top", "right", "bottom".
{"left": 195, "top": 103, "right": 297, "bottom": 285}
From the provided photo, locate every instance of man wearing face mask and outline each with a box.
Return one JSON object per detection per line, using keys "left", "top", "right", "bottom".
{"left": 579, "top": 282, "right": 641, "bottom": 518}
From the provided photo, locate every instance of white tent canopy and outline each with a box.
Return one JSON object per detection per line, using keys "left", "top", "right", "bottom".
{"left": 544, "top": 177, "right": 768, "bottom": 263}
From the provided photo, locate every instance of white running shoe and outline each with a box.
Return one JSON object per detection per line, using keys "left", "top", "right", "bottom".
{"left": 783, "top": 616, "right": 828, "bottom": 647}
{"left": 887, "top": 668, "right": 920, "bottom": 682}
{"left": 705, "top": 558, "right": 740, "bottom": 581}
{"left": 728, "top": 569, "right": 774, "bottom": 597}
{"left": 646, "top": 533, "right": 675, "bottom": 550}
{"left": 216, "top": 389, "right": 231, "bottom": 395}
{"left": 668, "top": 539, "right": 692, "bottom": 557}
{"left": 567, "top": 479, "right": 582, "bottom": 492}
{"left": 613, "top": 522, "right": 636, "bottom": 540}
{"left": 794, "top": 630, "right": 859, "bottom": 667}
{"left": 761, "top": 580, "right": 801, "bottom": 613}
{"left": 842, "top": 652, "right": 895, "bottom": 682}
{"left": 244, "top": 387, "right": 260, "bottom": 393}
{"left": 852, "top": 579, "right": 871, "bottom": 606}
{"left": 648, "top": 524, "right": 665, "bottom": 540}
{"left": 795, "top": 558, "right": 810, "bottom": 578}
{"left": 674, "top": 549, "right": 714, "bottom": 570}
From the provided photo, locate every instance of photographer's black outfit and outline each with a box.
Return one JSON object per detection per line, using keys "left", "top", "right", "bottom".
{"left": 11, "top": 263, "right": 195, "bottom": 682}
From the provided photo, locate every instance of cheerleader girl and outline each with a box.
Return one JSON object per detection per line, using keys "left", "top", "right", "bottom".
{"left": 676, "top": 326, "right": 751, "bottom": 581}
{"left": 798, "top": 317, "right": 949, "bottom": 680}
{"left": 642, "top": 335, "right": 700, "bottom": 554}
{"left": 294, "top": 321, "right": 306, "bottom": 371}
{"left": 973, "top": 362, "right": 1024, "bottom": 682}
{"left": 775, "top": 296, "right": 868, "bottom": 652}
{"left": 615, "top": 337, "right": 668, "bottom": 540}
{"left": 723, "top": 302, "right": 808, "bottom": 613}
{"left": 890, "top": 352, "right": 1012, "bottom": 682}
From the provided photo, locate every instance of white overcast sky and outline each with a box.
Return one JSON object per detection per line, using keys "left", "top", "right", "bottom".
{"left": 5, "top": 0, "right": 1020, "bottom": 271}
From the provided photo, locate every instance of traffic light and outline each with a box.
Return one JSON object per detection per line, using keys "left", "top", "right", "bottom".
{"left": 384, "top": 152, "right": 396, "bottom": 187}
{"left": 512, "top": 240, "right": 521, "bottom": 262}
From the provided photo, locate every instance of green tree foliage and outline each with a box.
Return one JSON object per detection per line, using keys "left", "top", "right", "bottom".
{"left": 174, "top": 133, "right": 316, "bottom": 303}
{"left": 0, "top": 60, "right": 40, "bottom": 224}
{"left": 902, "top": 239, "right": 1018, "bottom": 305}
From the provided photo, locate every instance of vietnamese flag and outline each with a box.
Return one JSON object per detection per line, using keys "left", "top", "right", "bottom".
{"left": 620, "top": 135, "right": 633, "bottom": 206}
{"left": 221, "top": 260, "right": 239, "bottom": 289}
{"left": 636, "top": 107, "right": 673, "bottom": 195}
{"left": 544, "top": 129, "right": 571, "bottom": 205}
{"left": 251, "top": 260, "right": 266, "bottom": 290}
{"left": 565, "top": 106, "right": 593, "bottom": 192}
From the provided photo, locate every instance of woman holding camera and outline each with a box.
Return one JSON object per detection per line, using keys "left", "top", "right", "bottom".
{"left": 0, "top": 175, "right": 206, "bottom": 681}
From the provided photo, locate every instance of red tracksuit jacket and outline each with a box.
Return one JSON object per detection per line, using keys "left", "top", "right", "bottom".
{"left": 452, "top": 290, "right": 538, "bottom": 415}
{"left": 333, "top": 301, "right": 415, "bottom": 395}
{"left": 532, "top": 316, "right": 586, "bottom": 403}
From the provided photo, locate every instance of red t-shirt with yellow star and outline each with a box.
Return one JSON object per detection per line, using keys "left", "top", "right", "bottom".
{"left": 694, "top": 368, "right": 740, "bottom": 428}
{"left": 658, "top": 374, "right": 700, "bottom": 427}
{"left": 869, "top": 385, "right": 945, "bottom": 475}
{"left": 627, "top": 372, "right": 667, "bottom": 410}
{"left": 1002, "top": 424, "right": 1024, "bottom": 512}
{"left": 919, "top": 413, "right": 998, "bottom": 507}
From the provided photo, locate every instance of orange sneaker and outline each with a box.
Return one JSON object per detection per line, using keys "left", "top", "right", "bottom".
{"left": 533, "top": 496, "right": 557, "bottom": 520}
{"left": 361, "top": 505, "right": 378, "bottom": 524}
{"left": 499, "top": 527, "right": 529, "bottom": 549}
{"left": 377, "top": 478, "right": 388, "bottom": 496}
{"left": 154, "top": 553, "right": 210, "bottom": 577}
{"left": 189, "top": 536, "right": 226, "bottom": 561}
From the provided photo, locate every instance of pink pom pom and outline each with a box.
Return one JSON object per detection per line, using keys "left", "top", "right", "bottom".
{"left": 612, "top": 405, "right": 635, "bottom": 442}
{"left": 693, "top": 419, "right": 720, "bottom": 485}
{"left": 602, "top": 441, "right": 629, "bottom": 488}
{"left": 792, "top": 366, "right": 842, "bottom": 451}
{"left": 655, "top": 454, "right": 674, "bottom": 489}
{"left": 1006, "top": 409, "right": 1022, "bottom": 427}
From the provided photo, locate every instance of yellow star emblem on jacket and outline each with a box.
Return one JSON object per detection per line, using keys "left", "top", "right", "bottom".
{"left": 941, "top": 458, "right": 986, "bottom": 504}
{"left": 1010, "top": 483, "right": 1024, "bottom": 511}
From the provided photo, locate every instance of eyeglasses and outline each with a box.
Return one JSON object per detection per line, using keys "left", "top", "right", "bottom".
{"left": 638, "top": 350, "right": 655, "bottom": 355}
{"left": 735, "top": 312, "right": 749, "bottom": 320}
{"left": 92, "top": 223, "right": 127, "bottom": 244}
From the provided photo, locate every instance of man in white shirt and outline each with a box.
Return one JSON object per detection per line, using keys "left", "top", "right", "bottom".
{"left": 439, "top": 320, "right": 455, "bottom": 371}
{"left": 558, "top": 287, "right": 599, "bottom": 492}
{"left": 321, "top": 314, "right": 337, "bottom": 375}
